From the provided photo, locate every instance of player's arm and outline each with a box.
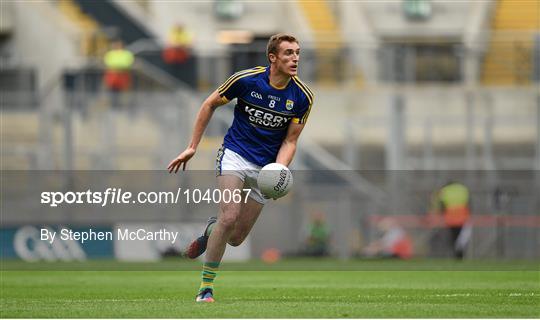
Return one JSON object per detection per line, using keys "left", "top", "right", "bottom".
{"left": 167, "top": 90, "right": 229, "bottom": 173}
{"left": 276, "top": 122, "right": 305, "bottom": 167}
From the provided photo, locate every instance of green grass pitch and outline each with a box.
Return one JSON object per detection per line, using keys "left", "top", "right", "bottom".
{"left": 1, "top": 260, "right": 539, "bottom": 318}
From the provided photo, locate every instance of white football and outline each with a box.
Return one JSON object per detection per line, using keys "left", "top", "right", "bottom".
{"left": 257, "top": 163, "right": 293, "bottom": 199}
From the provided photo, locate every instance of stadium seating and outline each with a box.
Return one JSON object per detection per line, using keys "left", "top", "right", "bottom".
{"left": 296, "top": 0, "right": 344, "bottom": 85}
{"left": 57, "top": 0, "right": 109, "bottom": 57}
{"left": 73, "top": 0, "right": 197, "bottom": 88}
{"left": 481, "top": 0, "right": 539, "bottom": 85}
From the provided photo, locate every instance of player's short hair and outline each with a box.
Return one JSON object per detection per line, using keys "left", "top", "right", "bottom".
{"left": 266, "top": 33, "right": 298, "bottom": 63}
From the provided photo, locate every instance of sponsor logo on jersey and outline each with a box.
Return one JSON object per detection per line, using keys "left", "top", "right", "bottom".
{"left": 250, "top": 91, "right": 263, "bottom": 100}
{"left": 286, "top": 99, "right": 294, "bottom": 110}
{"left": 267, "top": 95, "right": 281, "bottom": 101}
{"left": 240, "top": 100, "right": 292, "bottom": 130}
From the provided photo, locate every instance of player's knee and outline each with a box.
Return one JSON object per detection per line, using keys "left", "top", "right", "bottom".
{"left": 228, "top": 227, "right": 248, "bottom": 246}
{"left": 227, "top": 235, "right": 244, "bottom": 247}
{"left": 218, "top": 214, "right": 238, "bottom": 231}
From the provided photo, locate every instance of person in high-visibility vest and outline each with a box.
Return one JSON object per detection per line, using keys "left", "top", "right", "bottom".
{"left": 432, "top": 181, "right": 472, "bottom": 259}
{"left": 103, "top": 41, "right": 134, "bottom": 92}
{"left": 162, "top": 24, "right": 193, "bottom": 64}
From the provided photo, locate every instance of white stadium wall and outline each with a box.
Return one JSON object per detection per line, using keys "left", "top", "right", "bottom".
{"left": 9, "top": 2, "right": 84, "bottom": 91}
{"left": 303, "top": 86, "right": 537, "bottom": 147}
{"left": 361, "top": 1, "right": 484, "bottom": 38}
{"left": 147, "top": 1, "right": 312, "bottom": 55}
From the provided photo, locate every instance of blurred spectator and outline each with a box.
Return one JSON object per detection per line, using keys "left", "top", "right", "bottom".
{"left": 163, "top": 23, "right": 193, "bottom": 64}
{"left": 429, "top": 181, "right": 472, "bottom": 259}
{"left": 363, "top": 217, "right": 413, "bottom": 259}
{"left": 103, "top": 40, "right": 134, "bottom": 92}
{"left": 303, "top": 211, "right": 330, "bottom": 257}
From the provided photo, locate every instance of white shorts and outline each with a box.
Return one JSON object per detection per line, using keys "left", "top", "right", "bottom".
{"left": 216, "top": 147, "right": 268, "bottom": 205}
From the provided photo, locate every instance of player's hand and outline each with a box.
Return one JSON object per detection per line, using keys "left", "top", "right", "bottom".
{"left": 167, "top": 147, "right": 196, "bottom": 173}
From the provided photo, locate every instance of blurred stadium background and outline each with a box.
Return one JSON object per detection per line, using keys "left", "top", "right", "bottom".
{"left": 1, "top": 0, "right": 539, "bottom": 263}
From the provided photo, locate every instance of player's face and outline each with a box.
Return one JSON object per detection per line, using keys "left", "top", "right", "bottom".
{"left": 274, "top": 41, "right": 300, "bottom": 76}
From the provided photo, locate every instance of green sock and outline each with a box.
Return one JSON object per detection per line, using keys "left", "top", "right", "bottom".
{"left": 199, "top": 262, "right": 219, "bottom": 292}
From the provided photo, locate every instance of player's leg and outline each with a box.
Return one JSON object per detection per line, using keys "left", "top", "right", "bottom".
{"left": 206, "top": 174, "right": 245, "bottom": 260}
{"left": 196, "top": 174, "right": 244, "bottom": 302}
{"left": 227, "top": 196, "right": 264, "bottom": 247}
{"left": 186, "top": 147, "right": 234, "bottom": 259}
{"left": 227, "top": 170, "right": 267, "bottom": 246}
